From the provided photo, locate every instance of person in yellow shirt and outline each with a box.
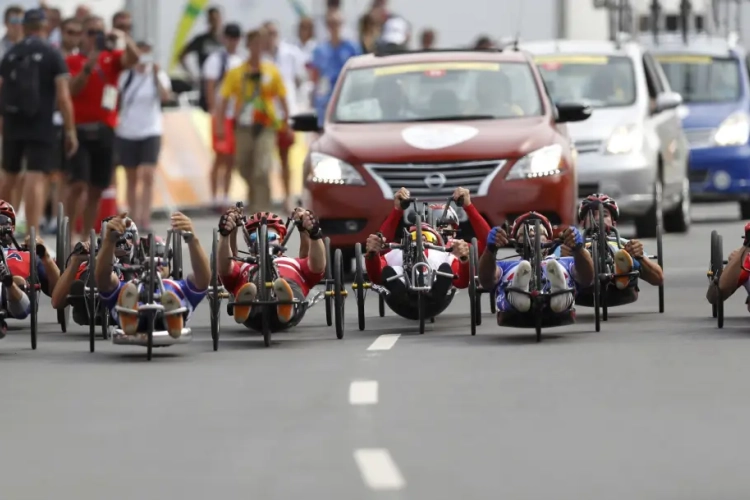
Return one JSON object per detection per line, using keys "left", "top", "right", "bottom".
{"left": 216, "top": 27, "right": 290, "bottom": 213}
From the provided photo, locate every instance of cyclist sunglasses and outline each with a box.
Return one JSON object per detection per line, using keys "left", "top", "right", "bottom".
{"left": 248, "top": 230, "right": 280, "bottom": 244}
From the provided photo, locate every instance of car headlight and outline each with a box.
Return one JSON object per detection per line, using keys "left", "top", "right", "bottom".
{"left": 714, "top": 112, "right": 750, "bottom": 146}
{"left": 605, "top": 124, "right": 643, "bottom": 155}
{"left": 308, "top": 152, "right": 365, "bottom": 185}
{"left": 505, "top": 144, "right": 563, "bottom": 181}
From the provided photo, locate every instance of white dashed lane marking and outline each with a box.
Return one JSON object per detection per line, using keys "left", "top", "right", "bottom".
{"left": 354, "top": 448, "right": 406, "bottom": 490}
{"left": 367, "top": 334, "right": 400, "bottom": 351}
{"left": 349, "top": 381, "right": 378, "bottom": 405}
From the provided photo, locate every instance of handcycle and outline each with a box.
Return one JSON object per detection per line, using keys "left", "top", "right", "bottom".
{"left": 490, "top": 218, "right": 574, "bottom": 343}
{"left": 0, "top": 225, "right": 42, "bottom": 349}
{"left": 207, "top": 205, "right": 347, "bottom": 349}
{"left": 352, "top": 197, "right": 462, "bottom": 334}
{"left": 706, "top": 227, "right": 750, "bottom": 329}
{"left": 574, "top": 199, "right": 665, "bottom": 332}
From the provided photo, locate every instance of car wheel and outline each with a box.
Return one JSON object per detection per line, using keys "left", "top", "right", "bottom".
{"left": 634, "top": 178, "right": 663, "bottom": 239}
{"left": 740, "top": 201, "right": 750, "bottom": 220}
{"left": 664, "top": 177, "right": 691, "bottom": 233}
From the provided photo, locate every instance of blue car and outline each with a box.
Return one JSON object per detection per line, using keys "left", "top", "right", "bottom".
{"left": 648, "top": 35, "right": 750, "bottom": 217}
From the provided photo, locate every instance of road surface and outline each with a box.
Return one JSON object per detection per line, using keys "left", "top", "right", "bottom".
{"left": 0, "top": 204, "right": 748, "bottom": 499}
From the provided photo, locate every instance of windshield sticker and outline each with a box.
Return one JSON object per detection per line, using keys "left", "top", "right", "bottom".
{"left": 654, "top": 54, "right": 712, "bottom": 64}
{"left": 374, "top": 62, "right": 500, "bottom": 76}
{"left": 402, "top": 125, "right": 479, "bottom": 150}
{"left": 534, "top": 55, "right": 608, "bottom": 65}
{"left": 337, "top": 98, "right": 382, "bottom": 121}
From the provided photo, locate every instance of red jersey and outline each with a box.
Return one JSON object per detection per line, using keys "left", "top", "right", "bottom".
{"left": 6, "top": 249, "right": 46, "bottom": 281}
{"left": 67, "top": 50, "right": 124, "bottom": 127}
{"left": 220, "top": 257, "right": 324, "bottom": 298}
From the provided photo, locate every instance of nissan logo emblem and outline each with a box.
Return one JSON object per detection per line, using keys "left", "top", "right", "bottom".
{"left": 424, "top": 173, "right": 447, "bottom": 189}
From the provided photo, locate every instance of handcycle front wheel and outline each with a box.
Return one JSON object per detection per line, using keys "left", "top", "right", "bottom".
{"left": 323, "top": 237, "right": 333, "bottom": 327}
{"left": 333, "top": 248, "right": 345, "bottom": 339}
{"left": 209, "top": 228, "right": 221, "bottom": 351}
{"left": 710, "top": 229, "right": 724, "bottom": 328}
{"left": 468, "top": 237, "right": 478, "bottom": 335}
{"left": 354, "top": 242, "right": 366, "bottom": 331}
{"left": 28, "top": 226, "right": 39, "bottom": 350}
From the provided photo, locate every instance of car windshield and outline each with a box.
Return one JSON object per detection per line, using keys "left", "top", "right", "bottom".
{"left": 331, "top": 61, "right": 543, "bottom": 123}
{"left": 654, "top": 54, "right": 742, "bottom": 103}
{"left": 534, "top": 54, "right": 636, "bottom": 108}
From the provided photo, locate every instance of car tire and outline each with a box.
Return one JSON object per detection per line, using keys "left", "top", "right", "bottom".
{"left": 740, "top": 201, "right": 750, "bottom": 220}
{"left": 664, "top": 178, "right": 691, "bottom": 233}
{"left": 634, "top": 178, "right": 663, "bottom": 239}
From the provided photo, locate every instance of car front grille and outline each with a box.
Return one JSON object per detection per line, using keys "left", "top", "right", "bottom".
{"left": 684, "top": 128, "right": 714, "bottom": 149}
{"left": 574, "top": 140, "right": 602, "bottom": 154}
{"left": 363, "top": 159, "right": 507, "bottom": 198}
{"left": 688, "top": 169, "right": 709, "bottom": 183}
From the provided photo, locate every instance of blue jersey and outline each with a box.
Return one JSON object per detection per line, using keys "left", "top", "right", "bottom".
{"left": 311, "top": 39, "right": 361, "bottom": 126}
{"left": 100, "top": 277, "right": 207, "bottom": 324}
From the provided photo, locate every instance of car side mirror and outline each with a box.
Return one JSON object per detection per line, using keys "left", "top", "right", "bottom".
{"left": 555, "top": 102, "right": 592, "bottom": 123}
{"left": 654, "top": 91, "right": 682, "bottom": 113}
{"left": 291, "top": 112, "right": 322, "bottom": 132}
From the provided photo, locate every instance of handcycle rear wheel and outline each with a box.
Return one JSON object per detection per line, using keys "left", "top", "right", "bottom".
{"left": 354, "top": 242, "right": 366, "bottom": 331}
{"left": 56, "top": 211, "right": 71, "bottom": 332}
{"left": 597, "top": 208, "right": 609, "bottom": 322}
{"left": 29, "top": 226, "right": 39, "bottom": 350}
{"left": 209, "top": 228, "right": 221, "bottom": 351}
{"left": 468, "top": 237, "right": 478, "bottom": 335}
{"left": 415, "top": 214, "right": 426, "bottom": 334}
{"left": 324, "top": 237, "right": 333, "bottom": 327}
{"left": 591, "top": 240, "right": 601, "bottom": 333}
{"left": 88, "top": 229, "right": 98, "bottom": 352}
{"left": 333, "top": 248, "right": 345, "bottom": 339}
{"left": 655, "top": 181, "right": 665, "bottom": 314}
{"left": 710, "top": 230, "right": 724, "bottom": 328}
{"left": 258, "top": 223, "right": 272, "bottom": 347}
{"left": 533, "top": 219, "right": 543, "bottom": 343}
{"left": 146, "top": 232, "right": 156, "bottom": 360}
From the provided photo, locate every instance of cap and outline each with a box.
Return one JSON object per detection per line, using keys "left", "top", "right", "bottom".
{"left": 224, "top": 23, "right": 241, "bottom": 39}
{"left": 380, "top": 17, "right": 410, "bottom": 46}
{"left": 23, "top": 8, "right": 46, "bottom": 24}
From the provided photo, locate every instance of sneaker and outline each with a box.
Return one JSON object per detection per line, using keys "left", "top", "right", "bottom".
{"left": 116, "top": 282, "right": 139, "bottom": 335}
{"left": 160, "top": 290, "right": 184, "bottom": 339}
{"left": 274, "top": 278, "right": 295, "bottom": 323}
{"left": 507, "top": 260, "right": 532, "bottom": 312}
{"left": 0, "top": 259, "right": 13, "bottom": 287}
{"left": 546, "top": 260, "right": 574, "bottom": 313}
{"left": 614, "top": 249, "right": 634, "bottom": 290}
{"left": 233, "top": 282, "right": 257, "bottom": 324}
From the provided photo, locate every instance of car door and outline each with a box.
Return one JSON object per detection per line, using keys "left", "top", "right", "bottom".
{"left": 643, "top": 51, "right": 686, "bottom": 198}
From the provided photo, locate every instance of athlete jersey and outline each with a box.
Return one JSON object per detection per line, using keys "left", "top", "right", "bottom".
{"left": 365, "top": 248, "right": 470, "bottom": 288}
{"left": 74, "top": 262, "right": 125, "bottom": 281}
{"left": 552, "top": 237, "right": 642, "bottom": 271}
{"left": 100, "top": 278, "right": 207, "bottom": 323}
{"left": 4, "top": 248, "right": 47, "bottom": 282}
{"left": 220, "top": 257, "right": 324, "bottom": 298}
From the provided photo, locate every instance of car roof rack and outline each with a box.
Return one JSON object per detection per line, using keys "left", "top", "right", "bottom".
{"left": 373, "top": 47, "right": 504, "bottom": 57}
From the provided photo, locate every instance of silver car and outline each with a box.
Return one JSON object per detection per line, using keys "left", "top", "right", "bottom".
{"left": 522, "top": 39, "right": 691, "bottom": 238}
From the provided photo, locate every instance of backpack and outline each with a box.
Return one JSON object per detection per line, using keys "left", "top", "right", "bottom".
{"left": 2, "top": 44, "right": 41, "bottom": 118}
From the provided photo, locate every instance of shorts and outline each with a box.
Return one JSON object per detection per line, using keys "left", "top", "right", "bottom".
{"left": 277, "top": 128, "right": 295, "bottom": 150}
{"left": 116, "top": 135, "right": 161, "bottom": 168}
{"left": 50, "top": 126, "right": 66, "bottom": 172}
{"left": 67, "top": 124, "right": 116, "bottom": 189}
{"left": 2, "top": 136, "right": 54, "bottom": 174}
{"left": 212, "top": 117, "right": 235, "bottom": 155}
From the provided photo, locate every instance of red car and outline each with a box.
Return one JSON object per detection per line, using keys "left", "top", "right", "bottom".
{"left": 292, "top": 48, "right": 590, "bottom": 272}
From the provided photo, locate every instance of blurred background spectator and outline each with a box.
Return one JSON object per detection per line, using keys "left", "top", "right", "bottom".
{"left": 358, "top": 12, "right": 379, "bottom": 54}
{"left": 473, "top": 35, "right": 496, "bottom": 50}
{"left": 178, "top": 6, "right": 223, "bottom": 113}
{"left": 116, "top": 40, "right": 172, "bottom": 233}
{"left": 204, "top": 22, "right": 243, "bottom": 211}
{"left": 376, "top": 15, "right": 411, "bottom": 53}
{"left": 421, "top": 28, "right": 436, "bottom": 50}
{"left": 0, "top": 5, "right": 25, "bottom": 61}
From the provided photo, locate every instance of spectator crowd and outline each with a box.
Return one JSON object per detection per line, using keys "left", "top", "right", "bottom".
{"left": 0, "top": 0, "right": 502, "bottom": 241}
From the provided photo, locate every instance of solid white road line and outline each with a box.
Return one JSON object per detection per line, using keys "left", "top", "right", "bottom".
{"left": 367, "top": 334, "right": 400, "bottom": 351}
{"left": 353, "top": 449, "right": 405, "bottom": 490}
{"left": 349, "top": 380, "right": 378, "bottom": 405}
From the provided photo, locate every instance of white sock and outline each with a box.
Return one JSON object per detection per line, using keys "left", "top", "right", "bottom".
{"left": 546, "top": 260, "right": 574, "bottom": 313}
{"left": 507, "top": 260, "right": 532, "bottom": 313}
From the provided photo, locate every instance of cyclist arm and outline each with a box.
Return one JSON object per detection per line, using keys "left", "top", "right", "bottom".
{"left": 379, "top": 207, "right": 403, "bottom": 241}
{"left": 709, "top": 247, "right": 746, "bottom": 303}
{"left": 365, "top": 253, "right": 386, "bottom": 284}
{"left": 465, "top": 203, "right": 490, "bottom": 253}
{"left": 451, "top": 256, "right": 470, "bottom": 289}
{"left": 307, "top": 237, "right": 326, "bottom": 275}
{"left": 186, "top": 235, "right": 210, "bottom": 290}
{"left": 95, "top": 236, "right": 120, "bottom": 294}
{"left": 571, "top": 247, "right": 595, "bottom": 287}
{"left": 478, "top": 249, "right": 500, "bottom": 290}
{"left": 218, "top": 232, "right": 234, "bottom": 277}
{"left": 298, "top": 231, "right": 311, "bottom": 259}
{"left": 51, "top": 262, "right": 79, "bottom": 309}
{"left": 39, "top": 252, "right": 60, "bottom": 297}
{"left": 637, "top": 256, "right": 663, "bottom": 287}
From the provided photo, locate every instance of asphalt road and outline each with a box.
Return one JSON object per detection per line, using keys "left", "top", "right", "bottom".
{"left": 1, "top": 203, "right": 749, "bottom": 499}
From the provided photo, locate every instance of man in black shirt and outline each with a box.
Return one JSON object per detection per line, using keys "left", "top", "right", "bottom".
{"left": 0, "top": 8, "right": 77, "bottom": 235}
{"left": 179, "top": 6, "right": 223, "bottom": 111}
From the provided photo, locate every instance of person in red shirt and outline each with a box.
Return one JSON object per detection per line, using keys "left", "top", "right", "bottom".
{"left": 0, "top": 201, "right": 60, "bottom": 336}
{"left": 64, "top": 15, "right": 139, "bottom": 239}
{"left": 378, "top": 186, "right": 491, "bottom": 254}
{"left": 217, "top": 207, "right": 326, "bottom": 332}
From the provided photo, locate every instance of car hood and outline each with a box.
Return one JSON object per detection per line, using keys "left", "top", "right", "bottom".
{"left": 565, "top": 107, "right": 636, "bottom": 142}
{"left": 315, "top": 118, "right": 555, "bottom": 163}
{"left": 680, "top": 101, "right": 744, "bottom": 129}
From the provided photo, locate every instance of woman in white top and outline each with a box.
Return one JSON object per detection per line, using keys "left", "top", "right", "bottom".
{"left": 116, "top": 41, "right": 172, "bottom": 232}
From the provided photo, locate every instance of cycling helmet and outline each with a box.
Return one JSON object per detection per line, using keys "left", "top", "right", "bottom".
{"left": 244, "top": 212, "right": 287, "bottom": 249}
{"left": 408, "top": 223, "right": 443, "bottom": 246}
{"left": 0, "top": 200, "right": 16, "bottom": 230}
{"left": 510, "top": 212, "right": 553, "bottom": 241}
{"left": 429, "top": 203, "right": 459, "bottom": 232}
{"left": 578, "top": 193, "right": 619, "bottom": 224}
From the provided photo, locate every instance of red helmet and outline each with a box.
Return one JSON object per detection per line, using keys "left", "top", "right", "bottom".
{"left": 578, "top": 193, "right": 619, "bottom": 224}
{"left": 510, "top": 212, "right": 553, "bottom": 241}
{"left": 408, "top": 223, "right": 443, "bottom": 246}
{"left": 244, "top": 212, "right": 287, "bottom": 247}
{"left": 0, "top": 200, "right": 16, "bottom": 229}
